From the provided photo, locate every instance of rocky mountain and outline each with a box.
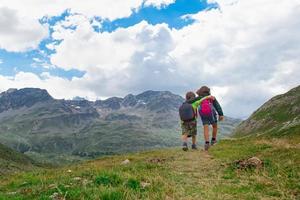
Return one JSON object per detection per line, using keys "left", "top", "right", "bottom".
{"left": 0, "top": 88, "right": 240, "bottom": 164}
{"left": 0, "top": 88, "right": 52, "bottom": 112}
{"left": 234, "top": 85, "right": 300, "bottom": 137}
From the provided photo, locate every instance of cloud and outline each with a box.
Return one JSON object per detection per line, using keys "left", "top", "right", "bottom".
{"left": 50, "top": 14, "right": 140, "bottom": 72}
{"left": 0, "top": 71, "right": 99, "bottom": 100}
{"left": 0, "top": 7, "right": 48, "bottom": 52}
{"left": 168, "top": 0, "right": 300, "bottom": 117}
{"left": 0, "top": 0, "right": 175, "bottom": 21}
{"left": 0, "top": 0, "right": 175, "bottom": 52}
{"left": 144, "top": 0, "right": 175, "bottom": 8}
{"left": 0, "top": 0, "right": 299, "bottom": 118}
{"left": 49, "top": 18, "right": 181, "bottom": 96}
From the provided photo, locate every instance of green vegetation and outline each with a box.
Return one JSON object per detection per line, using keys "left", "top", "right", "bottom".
{"left": 0, "top": 86, "right": 299, "bottom": 199}
{"left": 0, "top": 111, "right": 239, "bottom": 165}
{"left": 234, "top": 85, "right": 300, "bottom": 137}
{"left": 0, "top": 143, "right": 36, "bottom": 176}
{"left": 0, "top": 133, "right": 299, "bottom": 199}
{"left": 0, "top": 88, "right": 240, "bottom": 165}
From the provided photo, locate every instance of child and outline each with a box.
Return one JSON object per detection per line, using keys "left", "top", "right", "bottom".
{"left": 196, "top": 86, "right": 224, "bottom": 151}
{"left": 179, "top": 91, "right": 214, "bottom": 151}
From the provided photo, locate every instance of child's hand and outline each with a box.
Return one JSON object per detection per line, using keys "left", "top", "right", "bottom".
{"left": 219, "top": 116, "right": 224, "bottom": 121}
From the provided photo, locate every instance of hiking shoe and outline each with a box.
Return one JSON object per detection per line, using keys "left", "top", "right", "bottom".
{"left": 211, "top": 139, "right": 217, "bottom": 146}
{"left": 182, "top": 143, "right": 188, "bottom": 151}
{"left": 204, "top": 143, "right": 210, "bottom": 151}
{"left": 182, "top": 146, "right": 188, "bottom": 151}
{"left": 191, "top": 144, "right": 198, "bottom": 150}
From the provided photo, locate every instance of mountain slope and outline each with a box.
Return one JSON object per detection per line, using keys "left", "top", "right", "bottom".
{"left": 0, "top": 143, "right": 36, "bottom": 175}
{"left": 0, "top": 87, "right": 299, "bottom": 199}
{"left": 0, "top": 88, "right": 240, "bottom": 164}
{"left": 0, "top": 137, "right": 298, "bottom": 199}
{"left": 234, "top": 85, "right": 300, "bottom": 137}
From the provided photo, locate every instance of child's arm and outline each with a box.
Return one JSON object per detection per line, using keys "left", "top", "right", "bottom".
{"left": 191, "top": 95, "right": 215, "bottom": 109}
{"left": 213, "top": 99, "right": 224, "bottom": 119}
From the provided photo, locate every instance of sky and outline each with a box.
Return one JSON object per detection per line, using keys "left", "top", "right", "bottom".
{"left": 0, "top": 0, "right": 299, "bottom": 118}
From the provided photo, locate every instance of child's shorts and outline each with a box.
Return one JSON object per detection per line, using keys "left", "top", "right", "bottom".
{"left": 200, "top": 113, "right": 217, "bottom": 125}
{"left": 181, "top": 120, "right": 197, "bottom": 136}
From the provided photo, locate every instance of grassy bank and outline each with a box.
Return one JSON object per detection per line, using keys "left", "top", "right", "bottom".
{"left": 0, "top": 134, "right": 299, "bottom": 200}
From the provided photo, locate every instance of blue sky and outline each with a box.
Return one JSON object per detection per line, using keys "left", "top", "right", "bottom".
{"left": 100, "top": 0, "right": 217, "bottom": 31}
{"left": 0, "top": 0, "right": 217, "bottom": 80}
{"left": 0, "top": 0, "right": 299, "bottom": 118}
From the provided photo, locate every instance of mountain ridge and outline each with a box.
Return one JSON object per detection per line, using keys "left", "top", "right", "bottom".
{"left": 234, "top": 85, "right": 300, "bottom": 137}
{"left": 0, "top": 88, "right": 240, "bottom": 164}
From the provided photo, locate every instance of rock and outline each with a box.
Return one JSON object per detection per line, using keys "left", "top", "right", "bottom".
{"left": 7, "top": 191, "right": 17, "bottom": 195}
{"left": 49, "top": 190, "right": 66, "bottom": 200}
{"left": 148, "top": 158, "right": 166, "bottom": 163}
{"left": 235, "top": 157, "right": 263, "bottom": 169}
{"left": 121, "top": 159, "right": 130, "bottom": 165}
{"left": 0, "top": 88, "right": 53, "bottom": 113}
{"left": 82, "top": 179, "right": 92, "bottom": 186}
{"left": 141, "top": 182, "right": 151, "bottom": 189}
{"left": 247, "top": 157, "right": 263, "bottom": 167}
{"left": 67, "top": 169, "right": 72, "bottom": 173}
{"left": 73, "top": 177, "right": 82, "bottom": 181}
{"left": 49, "top": 192, "right": 60, "bottom": 200}
{"left": 48, "top": 184, "right": 57, "bottom": 189}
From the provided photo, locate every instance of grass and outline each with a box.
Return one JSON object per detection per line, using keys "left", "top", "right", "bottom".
{"left": 0, "top": 143, "right": 37, "bottom": 176}
{"left": 0, "top": 134, "right": 299, "bottom": 200}
{"left": 234, "top": 85, "right": 300, "bottom": 138}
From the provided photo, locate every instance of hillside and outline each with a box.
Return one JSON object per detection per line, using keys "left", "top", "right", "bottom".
{"left": 0, "top": 86, "right": 299, "bottom": 199}
{"left": 0, "top": 137, "right": 299, "bottom": 199}
{"left": 0, "top": 143, "right": 36, "bottom": 175}
{"left": 0, "top": 88, "right": 240, "bottom": 164}
{"left": 234, "top": 85, "right": 300, "bottom": 137}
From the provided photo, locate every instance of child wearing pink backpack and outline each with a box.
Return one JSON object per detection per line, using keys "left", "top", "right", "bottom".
{"left": 196, "top": 86, "right": 224, "bottom": 151}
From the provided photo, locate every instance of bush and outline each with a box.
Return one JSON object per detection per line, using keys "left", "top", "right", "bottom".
{"left": 126, "top": 178, "right": 141, "bottom": 191}
{"left": 94, "top": 172, "right": 122, "bottom": 187}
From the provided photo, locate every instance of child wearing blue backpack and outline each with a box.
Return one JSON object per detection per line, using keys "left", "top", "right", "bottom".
{"left": 179, "top": 91, "right": 214, "bottom": 151}
{"left": 196, "top": 86, "right": 224, "bottom": 151}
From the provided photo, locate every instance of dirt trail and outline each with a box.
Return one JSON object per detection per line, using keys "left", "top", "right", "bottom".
{"left": 165, "top": 149, "right": 230, "bottom": 200}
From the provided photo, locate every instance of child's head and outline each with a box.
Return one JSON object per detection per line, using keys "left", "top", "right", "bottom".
{"left": 196, "top": 86, "right": 210, "bottom": 96}
{"left": 185, "top": 91, "right": 196, "bottom": 101}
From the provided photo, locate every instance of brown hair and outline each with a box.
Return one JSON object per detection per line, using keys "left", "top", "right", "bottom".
{"left": 196, "top": 86, "right": 210, "bottom": 96}
{"left": 185, "top": 91, "right": 196, "bottom": 101}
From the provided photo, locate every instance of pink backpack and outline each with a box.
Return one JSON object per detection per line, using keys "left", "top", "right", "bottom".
{"left": 199, "top": 99, "right": 213, "bottom": 116}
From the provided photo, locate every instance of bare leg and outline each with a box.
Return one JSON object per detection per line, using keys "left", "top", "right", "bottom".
{"left": 192, "top": 135, "right": 196, "bottom": 145}
{"left": 182, "top": 134, "right": 188, "bottom": 143}
{"left": 182, "top": 134, "right": 188, "bottom": 151}
{"left": 212, "top": 123, "right": 218, "bottom": 139}
{"left": 203, "top": 125, "right": 209, "bottom": 142}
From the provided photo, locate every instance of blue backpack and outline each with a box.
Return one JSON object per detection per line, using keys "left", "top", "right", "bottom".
{"left": 179, "top": 102, "right": 195, "bottom": 122}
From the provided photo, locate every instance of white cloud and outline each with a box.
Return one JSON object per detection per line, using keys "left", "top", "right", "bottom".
{"left": 0, "top": 0, "right": 299, "bottom": 118}
{"left": 0, "top": 0, "right": 175, "bottom": 21}
{"left": 0, "top": 59, "right": 3, "bottom": 64}
{"left": 0, "top": 0, "right": 141, "bottom": 21}
{"left": 144, "top": 0, "right": 175, "bottom": 8}
{"left": 168, "top": 0, "right": 300, "bottom": 117}
{"left": 0, "top": 71, "right": 98, "bottom": 100}
{"left": 0, "top": 0, "right": 174, "bottom": 52}
{"left": 33, "top": 58, "right": 43, "bottom": 63}
{"left": 49, "top": 19, "right": 180, "bottom": 96}
{"left": 50, "top": 15, "right": 141, "bottom": 72}
{"left": 0, "top": 7, "right": 48, "bottom": 52}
